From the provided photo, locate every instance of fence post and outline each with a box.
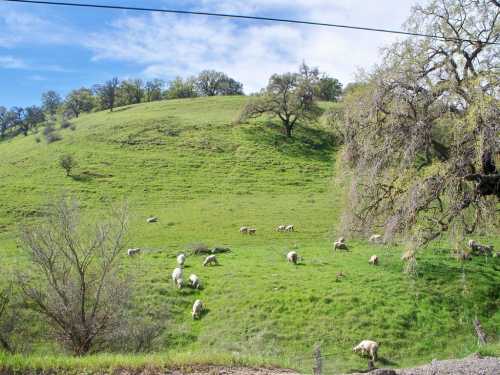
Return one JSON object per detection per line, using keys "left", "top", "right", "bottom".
{"left": 313, "top": 344, "right": 322, "bottom": 375}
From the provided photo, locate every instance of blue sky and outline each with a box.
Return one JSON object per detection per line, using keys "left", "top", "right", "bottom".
{"left": 0, "top": 0, "right": 417, "bottom": 108}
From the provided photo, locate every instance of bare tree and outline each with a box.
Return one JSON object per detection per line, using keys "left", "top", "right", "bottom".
{"left": 19, "top": 197, "right": 129, "bottom": 355}
{"left": 338, "top": 0, "right": 499, "bottom": 246}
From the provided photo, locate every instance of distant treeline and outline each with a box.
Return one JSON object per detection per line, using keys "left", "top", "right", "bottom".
{"left": 0, "top": 67, "right": 341, "bottom": 141}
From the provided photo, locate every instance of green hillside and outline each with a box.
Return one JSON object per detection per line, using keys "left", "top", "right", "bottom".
{"left": 0, "top": 96, "right": 498, "bottom": 373}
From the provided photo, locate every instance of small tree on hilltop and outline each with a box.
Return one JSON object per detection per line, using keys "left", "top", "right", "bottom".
{"left": 19, "top": 197, "right": 129, "bottom": 355}
{"left": 59, "top": 154, "right": 78, "bottom": 176}
{"left": 239, "top": 64, "right": 322, "bottom": 137}
{"left": 42, "top": 91, "right": 62, "bottom": 116}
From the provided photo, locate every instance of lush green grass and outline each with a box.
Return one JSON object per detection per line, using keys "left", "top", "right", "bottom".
{"left": 0, "top": 96, "right": 498, "bottom": 374}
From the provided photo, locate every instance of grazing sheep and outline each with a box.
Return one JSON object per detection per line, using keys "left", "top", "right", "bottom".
{"left": 287, "top": 251, "right": 299, "bottom": 265}
{"left": 285, "top": 224, "right": 294, "bottom": 232}
{"left": 248, "top": 228, "right": 256, "bottom": 235}
{"left": 171, "top": 267, "right": 183, "bottom": 289}
{"left": 177, "top": 253, "right": 186, "bottom": 266}
{"left": 277, "top": 225, "right": 286, "bottom": 232}
{"left": 369, "top": 234, "right": 383, "bottom": 243}
{"left": 192, "top": 299, "right": 204, "bottom": 319}
{"left": 353, "top": 340, "right": 379, "bottom": 362}
{"left": 189, "top": 274, "right": 201, "bottom": 289}
{"left": 146, "top": 216, "right": 158, "bottom": 223}
{"left": 239, "top": 226, "right": 249, "bottom": 234}
{"left": 333, "top": 238, "right": 348, "bottom": 251}
{"left": 127, "top": 248, "right": 141, "bottom": 256}
{"left": 468, "top": 239, "right": 493, "bottom": 256}
{"left": 203, "top": 255, "right": 219, "bottom": 266}
{"left": 369, "top": 255, "right": 379, "bottom": 265}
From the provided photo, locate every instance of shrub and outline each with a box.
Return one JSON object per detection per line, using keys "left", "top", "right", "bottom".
{"left": 18, "top": 197, "right": 130, "bottom": 355}
{"left": 59, "top": 154, "right": 78, "bottom": 176}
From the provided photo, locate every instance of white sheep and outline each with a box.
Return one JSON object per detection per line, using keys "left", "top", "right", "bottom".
{"left": 285, "top": 224, "right": 294, "bottom": 232}
{"left": 127, "top": 248, "right": 141, "bottom": 256}
{"left": 369, "top": 234, "right": 383, "bottom": 243}
{"left": 146, "top": 216, "right": 158, "bottom": 223}
{"left": 333, "top": 238, "right": 348, "bottom": 251}
{"left": 287, "top": 251, "right": 299, "bottom": 265}
{"left": 239, "top": 226, "right": 249, "bottom": 234}
{"left": 192, "top": 299, "right": 204, "bottom": 319}
{"left": 171, "top": 267, "right": 183, "bottom": 289}
{"left": 248, "top": 228, "right": 257, "bottom": 235}
{"left": 369, "top": 255, "right": 379, "bottom": 265}
{"left": 277, "top": 225, "right": 286, "bottom": 232}
{"left": 203, "top": 254, "right": 219, "bottom": 266}
{"left": 177, "top": 253, "right": 186, "bottom": 266}
{"left": 353, "top": 340, "right": 379, "bottom": 361}
{"left": 189, "top": 274, "right": 201, "bottom": 289}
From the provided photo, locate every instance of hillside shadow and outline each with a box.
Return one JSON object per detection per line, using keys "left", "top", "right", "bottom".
{"left": 242, "top": 120, "right": 338, "bottom": 162}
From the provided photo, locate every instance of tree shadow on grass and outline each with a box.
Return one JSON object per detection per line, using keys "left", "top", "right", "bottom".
{"left": 71, "top": 171, "right": 113, "bottom": 182}
{"left": 241, "top": 120, "right": 338, "bottom": 162}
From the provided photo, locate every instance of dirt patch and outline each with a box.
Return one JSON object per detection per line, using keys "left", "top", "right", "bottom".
{"left": 111, "top": 367, "right": 300, "bottom": 375}
{"left": 348, "top": 353, "right": 500, "bottom": 375}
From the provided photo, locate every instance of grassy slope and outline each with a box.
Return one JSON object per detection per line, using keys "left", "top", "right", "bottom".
{"left": 0, "top": 96, "right": 498, "bottom": 373}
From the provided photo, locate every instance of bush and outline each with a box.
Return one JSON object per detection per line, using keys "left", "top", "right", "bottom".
{"left": 43, "top": 124, "right": 62, "bottom": 143}
{"left": 60, "top": 118, "right": 72, "bottom": 129}
{"left": 18, "top": 197, "right": 130, "bottom": 355}
{"left": 59, "top": 154, "right": 77, "bottom": 176}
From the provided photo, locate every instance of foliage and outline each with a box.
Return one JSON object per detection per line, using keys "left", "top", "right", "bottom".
{"left": 94, "top": 77, "right": 119, "bottom": 112}
{"left": 195, "top": 70, "right": 244, "bottom": 96}
{"left": 59, "top": 154, "right": 78, "bottom": 176}
{"left": 317, "top": 76, "right": 342, "bottom": 102}
{"left": 18, "top": 197, "right": 129, "bottom": 355}
{"left": 338, "top": 0, "right": 499, "bottom": 246}
{"left": 117, "top": 79, "right": 144, "bottom": 107}
{"left": 41, "top": 91, "right": 62, "bottom": 116}
{"left": 239, "top": 64, "right": 322, "bottom": 137}
{"left": 164, "top": 76, "right": 198, "bottom": 99}
{"left": 64, "top": 88, "right": 96, "bottom": 118}
{"left": 144, "top": 79, "right": 165, "bottom": 102}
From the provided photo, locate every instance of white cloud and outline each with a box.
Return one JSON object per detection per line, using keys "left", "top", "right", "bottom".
{"left": 85, "top": 0, "right": 418, "bottom": 91}
{"left": 0, "top": 55, "right": 28, "bottom": 69}
{"left": 0, "top": 6, "right": 73, "bottom": 47}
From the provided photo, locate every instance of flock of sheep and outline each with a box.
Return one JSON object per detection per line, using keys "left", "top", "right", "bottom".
{"left": 127, "top": 218, "right": 496, "bottom": 364}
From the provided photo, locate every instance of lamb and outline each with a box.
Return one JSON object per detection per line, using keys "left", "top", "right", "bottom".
{"left": 127, "top": 248, "right": 141, "bottom": 256}
{"left": 146, "top": 216, "right": 158, "bottom": 223}
{"left": 189, "top": 274, "right": 201, "bottom": 289}
{"left": 248, "top": 228, "right": 256, "bottom": 235}
{"left": 203, "top": 255, "right": 219, "bottom": 266}
{"left": 285, "top": 224, "right": 294, "bottom": 232}
{"left": 401, "top": 249, "right": 415, "bottom": 262}
{"left": 239, "top": 226, "right": 249, "bottom": 234}
{"left": 369, "top": 234, "right": 383, "bottom": 243}
{"left": 277, "top": 225, "right": 286, "bottom": 232}
{"left": 171, "top": 267, "right": 183, "bottom": 289}
{"left": 333, "top": 237, "right": 348, "bottom": 251}
{"left": 287, "top": 251, "right": 299, "bottom": 265}
{"left": 192, "top": 299, "right": 204, "bottom": 319}
{"left": 369, "top": 255, "right": 379, "bottom": 265}
{"left": 177, "top": 253, "right": 186, "bottom": 266}
{"left": 353, "top": 340, "right": 379, "bottom": 361}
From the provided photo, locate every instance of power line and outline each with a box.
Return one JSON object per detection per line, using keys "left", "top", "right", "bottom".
{"left": 3, "top": 0, "right": 499, "bottom": 45}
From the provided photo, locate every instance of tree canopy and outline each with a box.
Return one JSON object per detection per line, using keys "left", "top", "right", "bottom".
{"left": 338, "top": 0, "right": 499, "bottom": 247}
